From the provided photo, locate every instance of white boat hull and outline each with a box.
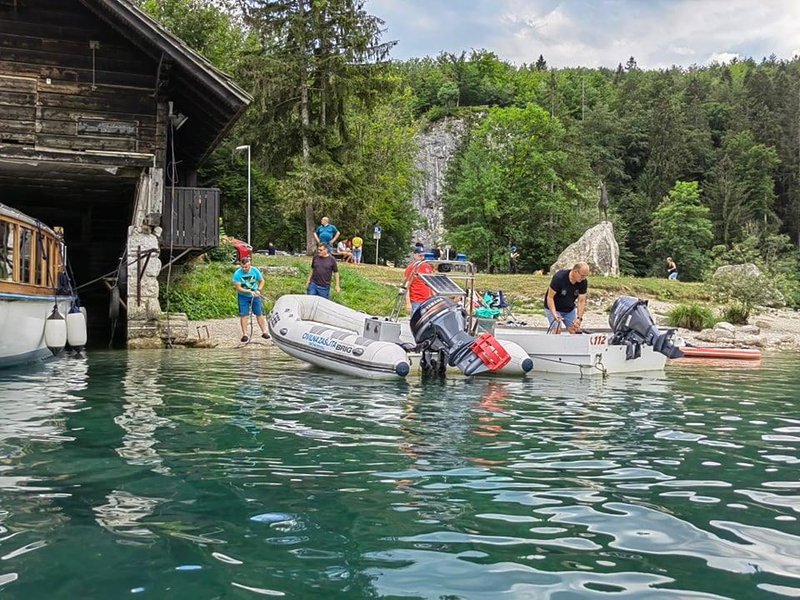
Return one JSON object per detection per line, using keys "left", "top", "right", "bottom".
{"left": 269, "top": 295, "right": 533, "bottom": 379}
{"left": 0, "top": 294, "right": 74, "bottom": 368}
{"left": 495, "top": 327, "right": 667, "bottom": 376}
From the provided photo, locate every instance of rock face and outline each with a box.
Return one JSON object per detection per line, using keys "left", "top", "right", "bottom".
{"left": 550, "top": 221, "right": 620, "bottom": 276}
{"left": 411, "top": 118, "right": 467, "bottom": 248}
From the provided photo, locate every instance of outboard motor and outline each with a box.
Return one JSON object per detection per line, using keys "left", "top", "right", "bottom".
{"left": 410, "top": 296, "right": 511, "bottom": 376}
{"left": 609, "top": 296, "right": 683, "bottom": 359}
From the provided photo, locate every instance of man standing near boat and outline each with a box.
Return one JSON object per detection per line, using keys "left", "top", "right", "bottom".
{"left": 232, "top": 256, "right": 270, "bottom": 342}
{"left": 544, "top": 262, "right": 590, "bottom": 333}
{"left": 404, "top": 247, "right": 433, "bottom": 315}
{"left": 307, "top": 243, "right": 341, "bottom": 299}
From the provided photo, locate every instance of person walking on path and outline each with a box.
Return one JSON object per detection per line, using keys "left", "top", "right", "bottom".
{"left": 314, "top": 216, "right": 340, "bottom": 252}
{"left": 232, "top": 256, "right": 270, "bottom": 343}
{"left": 351, "top": 234, "right": 363, "bottom": 263}
{"left": 544, "top": 262, "right": 590, "bottom": 333}
{"left": 666, "top": 256, "right": 678, "bottom": 280}
{"left": 403, "top": 247, "right": 434, "bottom": 315}
{"left": 307, "top": 243, "right": 341, "bottom": 299}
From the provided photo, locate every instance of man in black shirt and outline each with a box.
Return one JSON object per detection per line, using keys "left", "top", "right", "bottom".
{"left": 543, "top": 262, "right": 590, "bottom": 333}
{"left": 306, "top": 243, "right": 341, "bottom": 300}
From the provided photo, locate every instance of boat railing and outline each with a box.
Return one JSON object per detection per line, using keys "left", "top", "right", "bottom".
{"left": 390, "top": 259, "right": 479, "bottom": 331}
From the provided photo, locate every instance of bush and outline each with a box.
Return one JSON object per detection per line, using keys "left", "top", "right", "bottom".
{"left": 666, "top": 303, "right": 717, "bottom": 331}
{"left": 710, "top": 270, "right": 784, "bottom": 322}
{"left": 207, "top": 239, "right": 234, "bottom": 263}
{"left": 721, "top": 302, "right": 749, "bottom": 325}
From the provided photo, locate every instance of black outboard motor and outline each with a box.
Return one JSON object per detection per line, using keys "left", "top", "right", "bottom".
{"left": 608, "top": 296, "right": 684, "bottom": 360}
{"left": 410, "top": 296, "right": 510, "bottom": 376}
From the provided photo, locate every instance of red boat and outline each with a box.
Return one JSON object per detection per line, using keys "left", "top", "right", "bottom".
{"left": 679, "top": 346, "right": 762, "bottom": 360}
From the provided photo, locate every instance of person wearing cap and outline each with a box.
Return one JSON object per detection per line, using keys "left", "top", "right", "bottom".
{"left": 544, "top": 262, "right": 590, "bottom": 333}
{"left": 232, "top": 256, "right": 270, "bottom": 342}
{"left": 403, "top": 247, "right": 433, "bottom": 315}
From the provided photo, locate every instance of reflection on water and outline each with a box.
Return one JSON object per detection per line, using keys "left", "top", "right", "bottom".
{"left": 0, "top": 349, "right": 797, "bottom": 599}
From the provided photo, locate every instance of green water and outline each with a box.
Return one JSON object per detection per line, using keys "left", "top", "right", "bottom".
{"left": 0, "top": 349, "right": 798, "bottom": 599}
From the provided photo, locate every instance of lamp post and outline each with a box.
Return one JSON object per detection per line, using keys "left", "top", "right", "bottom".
{"left": 235, "top": 145, "right": 251, "bottom": 246}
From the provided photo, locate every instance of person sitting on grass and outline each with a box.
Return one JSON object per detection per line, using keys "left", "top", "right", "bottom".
{"left": 232, "top": 256, "right": 270, "bottom": 343}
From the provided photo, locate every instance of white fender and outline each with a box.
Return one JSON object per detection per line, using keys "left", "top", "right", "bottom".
{"left": 66, "top": 308, "right": 87, "bottom": 349}
{"left": 44, "top": 306, "right": 67, "bottom": 355}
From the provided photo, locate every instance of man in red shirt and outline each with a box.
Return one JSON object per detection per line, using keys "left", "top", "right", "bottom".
{"left": 403, "top": 248, "right": 434, "bottom": 315}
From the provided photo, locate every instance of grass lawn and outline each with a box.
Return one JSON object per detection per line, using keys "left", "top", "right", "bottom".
{"left": 162, "top": 254, "right": 712, "bottom": 321}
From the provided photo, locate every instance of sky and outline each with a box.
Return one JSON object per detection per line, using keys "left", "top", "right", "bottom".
{"left": 368, "top": 0, "right": 800, "bottom": 69}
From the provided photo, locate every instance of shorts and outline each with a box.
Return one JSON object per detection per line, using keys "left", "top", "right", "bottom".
{"left": 238, "top": 294, "right": 263, "bottom": 317}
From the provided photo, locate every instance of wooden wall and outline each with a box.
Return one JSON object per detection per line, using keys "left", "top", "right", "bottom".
{"left": 0, "top": 0, "right": 164, "bottom": 159}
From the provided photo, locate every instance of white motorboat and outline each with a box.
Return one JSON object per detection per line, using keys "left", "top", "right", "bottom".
{"left": 494, "top": 327, "right": 667, "bottom": 375}
{"left": 268, "top": 294, "right": 532, "bottom": 380}
{"left": 494, "top": 296, "right": 682, "bottom": 376}
{"left": 0, "top": 203, "right": 86, "bottom": 368}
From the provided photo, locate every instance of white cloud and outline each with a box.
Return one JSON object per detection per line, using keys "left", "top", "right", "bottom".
{"left": 708, "top": 52, "right": 740, "bottom": 65}
{"left": 371, "top": 0, "right": 800, "bottom": 69}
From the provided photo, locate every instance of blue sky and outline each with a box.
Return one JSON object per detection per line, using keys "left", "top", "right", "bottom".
{"left": 368, "top": 0, "right": 800, "bottom": 69}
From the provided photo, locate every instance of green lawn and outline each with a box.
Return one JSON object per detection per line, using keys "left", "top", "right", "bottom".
{"left": 161, "top": 255, "right": 711, "bottom": 321}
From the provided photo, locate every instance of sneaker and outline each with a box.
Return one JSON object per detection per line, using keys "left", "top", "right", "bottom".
{"left": 261, "top": 332, "right": 270, "bottom": 340}
{"left": 241, "top": 335, "right": 248, "bottom": 343}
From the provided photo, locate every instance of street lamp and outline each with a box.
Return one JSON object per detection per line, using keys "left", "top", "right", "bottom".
{"left": 234, "top": 144, "right": 251, "bottom": 246}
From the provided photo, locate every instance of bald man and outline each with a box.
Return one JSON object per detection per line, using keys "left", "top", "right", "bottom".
{"left": 544, "top": 262, "right": 590, "bottom": 333}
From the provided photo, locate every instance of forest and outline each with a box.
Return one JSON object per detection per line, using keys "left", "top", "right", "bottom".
{"left": 138, "top": 0, "right": 800, "bottom": 305}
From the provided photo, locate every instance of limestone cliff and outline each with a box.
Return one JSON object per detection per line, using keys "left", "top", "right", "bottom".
{"left": 411, "top": 118, "right": 466, "bottom": 248}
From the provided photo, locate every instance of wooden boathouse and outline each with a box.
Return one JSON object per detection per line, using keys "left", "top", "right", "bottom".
{"left": 0, "top": 0, "right": 251, "bottom": 346}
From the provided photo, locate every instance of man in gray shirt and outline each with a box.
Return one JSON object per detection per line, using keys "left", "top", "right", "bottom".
{"left": 306, "top": 244, "right": 341, "bottom": 300}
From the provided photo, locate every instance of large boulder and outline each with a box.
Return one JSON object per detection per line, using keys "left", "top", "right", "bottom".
{"left": 550, "top": 221, "right": 619, "bottom": 276}
{"left": 713, "top": 263, "right": 762, "bottom": 279}
{"left": 712, "top": 262, "right": 785, "bottom": 307}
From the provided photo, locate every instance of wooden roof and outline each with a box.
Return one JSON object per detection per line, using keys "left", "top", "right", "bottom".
{"left": 79, "top": 0, "right": 252, "bottom": 167}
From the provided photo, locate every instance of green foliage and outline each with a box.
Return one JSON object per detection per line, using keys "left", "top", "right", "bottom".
{"left": 159, "top": 257, "right": 398, "bottom": 320}
{"left": 666, "top": 303, "right": 717, "bottom": 331}
{"left": 207, "top": 239, "right": 234, "bottom": 263}
{"left": 721, "top": 303, "right": 750, "bottom": 325}
{"left": 710, "top": 270, "right": 784, "bottom": 322}
{"left": 443, "top": 103, "right": 594, "bottom": 271}
{"left": 649, "top": 181, "right": 713, "bottom": 281}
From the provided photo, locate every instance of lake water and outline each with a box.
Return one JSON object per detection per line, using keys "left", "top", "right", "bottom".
{"left": 0, "top": 349, "right": 798, "bottom": 599}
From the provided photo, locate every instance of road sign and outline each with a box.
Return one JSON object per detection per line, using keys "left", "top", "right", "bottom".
{"left": 373, "top": 225, "right": 382, "bottom": 240}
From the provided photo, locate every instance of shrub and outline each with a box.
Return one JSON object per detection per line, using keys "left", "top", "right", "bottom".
{"left": 710, "top": 270, "right": 784, "bottom": 322}
{"left": 721, "top": 302, "right": 749, "bottom": 325}
{"left": 666, "top": 303, "right": 717, "bottom": 331}
{"left": 207, "top": 239, "right": 234, "bottom": 263}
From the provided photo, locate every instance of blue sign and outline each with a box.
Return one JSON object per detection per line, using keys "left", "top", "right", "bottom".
{"left": 373, "top": 225, "right": 382, "bottom": 239}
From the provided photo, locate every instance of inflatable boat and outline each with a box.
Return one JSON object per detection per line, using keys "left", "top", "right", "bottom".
{"left": 268, "top": 295, "right": 532, "bottom": 380}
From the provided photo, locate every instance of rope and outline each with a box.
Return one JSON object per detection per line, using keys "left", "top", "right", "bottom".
{"left": 162, "top": 114, "right": 179, "bottom": 349}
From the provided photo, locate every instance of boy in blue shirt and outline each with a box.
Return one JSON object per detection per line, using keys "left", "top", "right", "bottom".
{"left": 232, "top": 256, "right": 270, "bottom": 342}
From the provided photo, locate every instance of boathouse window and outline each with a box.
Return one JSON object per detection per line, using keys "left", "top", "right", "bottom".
{"left": 20, "top": 227, "right": 32, "bottom": 284}
{"left": 0, "top": 221, "right": 14, "bottom": 281}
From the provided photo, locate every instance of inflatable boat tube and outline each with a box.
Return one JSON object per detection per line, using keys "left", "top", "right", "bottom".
{"left": 269, "top": 295, "right": 410, "bottom": 379}
{"left": 680, "top": 346, "right": 762, "bottom": 360}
